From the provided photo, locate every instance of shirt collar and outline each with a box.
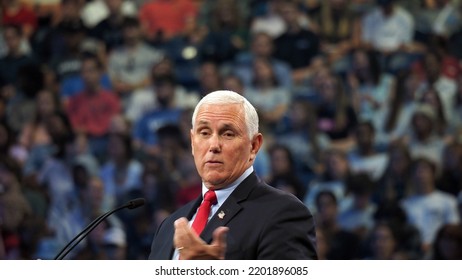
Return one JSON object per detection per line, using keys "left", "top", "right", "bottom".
{"left": 201, "top": 166, "right": 254, "bottom": 207}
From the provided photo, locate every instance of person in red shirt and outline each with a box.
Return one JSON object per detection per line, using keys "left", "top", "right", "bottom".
{"left": 66, "top": 53, "right": 121, "bottom": 160}
{"left": 1, "top": 0, "right": 37, "bottom": 38}
{"left": 139, "top": 0, "right": 198, "bottom": 44}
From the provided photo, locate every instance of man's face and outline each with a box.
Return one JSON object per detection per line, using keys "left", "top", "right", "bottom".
{"left": 317, "top": 194, "right": 337, "bottom": 222}
{"left": 190, "top": 103, "right": 262, "bottom": 190}
{"left": 105, "top": 0, "right": 122, "bottom": 14}
{"left": 279, "top": 3, "right": 298, "bottom": 25}
{"left": 252, "top": 34, "right": 272, "bottom": 57}
{"left": 412, "top": 113, "right": 432, "bottom": 136}
{"left": 81, "top": 59, "right": 101, "bottom": 89}
{"left": 155, "top": 83, "right": 174, "bottom": 107}
{"left": 4, "top": 27, "right": 21, "bottom": 53}
{"left": 413, "top": 161, "right": 435, "bottom": 194}
{"left": 123, "top": 25, "right": 140, "bottom": 45}
{"left": 356, "top": 124, "right": 373, "bottom": 148}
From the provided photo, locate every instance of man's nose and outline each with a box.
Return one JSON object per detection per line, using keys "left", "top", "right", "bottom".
{"left": 209, "top": 134, "right": 221, "bottom": 153}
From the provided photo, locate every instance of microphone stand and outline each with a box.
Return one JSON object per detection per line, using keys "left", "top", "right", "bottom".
{"left": 54, "top": 198, "right": 145, "bottom": 260}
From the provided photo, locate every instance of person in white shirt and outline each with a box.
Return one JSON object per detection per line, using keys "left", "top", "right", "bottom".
{"left": 348, "top": 121, "right": 388, "bottom": 181}
{"left": 401, "top": 157, "right": 460, "bottom": 254}
{"left": 361, "top": 0, "right": 414, "bottom": 53}
{"left": 360, "top": 0, "right": 422, "bottom": 73}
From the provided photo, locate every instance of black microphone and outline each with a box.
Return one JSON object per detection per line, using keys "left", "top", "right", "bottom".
{"left": 54, "top": 198, "right": 145, "bottom": 260}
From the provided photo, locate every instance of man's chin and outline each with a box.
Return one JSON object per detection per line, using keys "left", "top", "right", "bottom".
{"left": 203, "top": 175, "right": 227, "bottom": 190}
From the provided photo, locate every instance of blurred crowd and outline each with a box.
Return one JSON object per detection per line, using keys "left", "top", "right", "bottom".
{"left": 1, "top": 0, "right": 462, "bottom": 260}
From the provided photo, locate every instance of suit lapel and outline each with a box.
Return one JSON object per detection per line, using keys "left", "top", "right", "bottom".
{"left": 200, "top": 172, "right": 260, "bottom": 243}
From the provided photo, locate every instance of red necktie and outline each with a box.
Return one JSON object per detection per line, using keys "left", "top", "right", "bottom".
{"left": 191, "top": 190, "right": 217, "bottom": 235}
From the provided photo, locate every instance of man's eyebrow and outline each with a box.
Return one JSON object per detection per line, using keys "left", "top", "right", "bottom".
{"left": 220, "top": 124, "right": 236, "bottom": 131}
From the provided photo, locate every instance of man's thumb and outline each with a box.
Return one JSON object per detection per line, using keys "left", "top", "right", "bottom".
{"left": 211, "top": 227, "right": 229, "bottom": 259}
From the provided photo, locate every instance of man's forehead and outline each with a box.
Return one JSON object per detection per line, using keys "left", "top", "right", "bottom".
{"left": 194, "top": 105, "right": 245, "bottom": 128}
{"left": 196, "top": 103, "right": 242, "bottom": 117}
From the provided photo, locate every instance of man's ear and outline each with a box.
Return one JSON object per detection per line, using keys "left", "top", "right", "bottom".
{"left": 249, "top": 133, "right": 263, "bottom": 162}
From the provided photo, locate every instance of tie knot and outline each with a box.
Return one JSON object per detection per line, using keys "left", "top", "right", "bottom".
{"left": 203, "top": 190, "right": 217, "bottom": 205}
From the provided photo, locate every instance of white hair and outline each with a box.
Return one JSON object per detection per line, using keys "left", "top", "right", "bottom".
{"left": 191, "top": 90, "right": 259, "bottom": 139}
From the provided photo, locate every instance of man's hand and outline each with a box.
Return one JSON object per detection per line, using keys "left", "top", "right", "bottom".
{"left": 173, "top": 217, "right": 229, "bottom": 260}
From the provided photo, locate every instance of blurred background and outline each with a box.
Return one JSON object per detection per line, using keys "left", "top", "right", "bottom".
{"left": 1, "top": 0, "right": 462, "bottom": 260}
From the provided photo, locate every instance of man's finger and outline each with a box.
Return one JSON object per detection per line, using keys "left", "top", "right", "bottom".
{"left": 211, "top": 226, "right": 229, "bottom": 259}
{"left": 211, "top": 226, "right": 229, "bottom": 247}
{"left": 174, "top": 217, "right": 189, "bottom": 228}
{"left": 173, "top": 218, "right": 191, "bottom": 247}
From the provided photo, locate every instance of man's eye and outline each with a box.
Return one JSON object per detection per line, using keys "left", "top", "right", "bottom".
{"left": 199, "top": 130, "right": 210, "bottom": 136}
{"left": 223, "top": 131, "right": 235, "bottom": 138}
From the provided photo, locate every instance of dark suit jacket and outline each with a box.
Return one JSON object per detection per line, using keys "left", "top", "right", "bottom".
{"left": 148, "top": 172, "right": 318, "bottom": 260}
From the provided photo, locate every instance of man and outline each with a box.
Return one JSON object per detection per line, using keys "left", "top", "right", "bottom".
{"left": 148, "top": 90, "right": 317, "bottom": 260}
{"left": 273, "top": 0, "right": 321, "bottom": 84}
{"left": 132, "top": 75, "right": 185, "bottom": 156}
{"left": 138, "top": 0, "right": 198, "bottom": 44}
{"left": 314, "top": 190, "right": 361, "bottom": 260}
{"left": 0, "top": 24, "right": 39, "bottom": 133}
{"left": 0, "top": 24, "right": 37, "bottom": 98}
{"left": 406, "top": 104, "right": 446, "bottom": 167}
{"left": 107, "top": 17, "right": 164, "bottom": 97}
{"left": 360, "top": 0, "right": 415, "bottom": 54}
{"left": 125, "top": 72, "right": 198, "bottom": 124}
{"left": 347, "top": 121, "right": 388, "bottom": 181}
{"left": 66, "top": 53, "right": 121, "bottom": 160}
{"left": 231, "top": 31, "right": 292, "bottom": 89}
{"left": 360, "top": 0, "right": 420, "bottom": 73}
{"left": 88, "top": 0, "right": 137, "bottom": 53}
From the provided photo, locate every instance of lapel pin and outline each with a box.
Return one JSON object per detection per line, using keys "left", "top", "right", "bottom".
{"left": 218, "top": 210, "right": 225, "bottom": 219}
